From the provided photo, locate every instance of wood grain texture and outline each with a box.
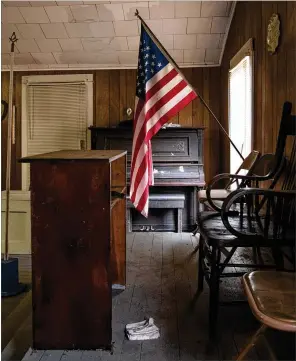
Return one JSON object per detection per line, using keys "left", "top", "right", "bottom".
{"left": 1, "top": 67, "right": 221, "bottom": 188}
{"left": 30, "top": 161, "right": 112, "bottom": 350}
{"left": 220, "top": 1, "right": 296, "bottom": 173}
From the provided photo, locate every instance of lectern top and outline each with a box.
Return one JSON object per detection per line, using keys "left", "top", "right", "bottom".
{"left": 20, "top": 150, "right": 127, "bottom": 163}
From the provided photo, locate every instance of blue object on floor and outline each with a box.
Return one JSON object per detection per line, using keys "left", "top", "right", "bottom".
{"left": 1, "top": 258, "right": 26, "bottom": 297}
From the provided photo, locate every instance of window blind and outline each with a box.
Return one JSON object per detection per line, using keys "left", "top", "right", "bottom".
{"left": 25, "top": 82, "right": 88, "bottom": 189}
{"left": 228, "top": 55, "right": 253, "bottom": 174}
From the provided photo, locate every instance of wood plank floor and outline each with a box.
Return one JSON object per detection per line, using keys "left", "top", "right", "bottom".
{"left": 2, "top": 232, "right": 295, "bottom": 361}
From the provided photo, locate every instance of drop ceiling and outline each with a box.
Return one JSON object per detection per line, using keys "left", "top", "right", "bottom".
{"left": 1, "top": 1, "right": 234, "bottom": 71}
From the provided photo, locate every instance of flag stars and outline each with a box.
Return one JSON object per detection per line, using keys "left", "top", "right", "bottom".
{"left": 157, "top": 62, "right": 162, "bottom": 67}
{"left": 151, "top": 62, "right": 155, "bottom": 66}
{"left": 144, "top": 54, "right": 149, "bottom": 59}
{"left": 152, "top": 54, "right": 156, "bottom": 59}
{"left": 151, "top": 69, "right": 154, "bottom": 74}
{"left": 145, "top": 46, "right": 150, "bottom": 51}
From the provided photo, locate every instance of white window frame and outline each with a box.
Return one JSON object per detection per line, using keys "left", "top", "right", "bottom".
{"left": 21, "top": 74, "right": 93, "bottom": 191}
{"left": 228, "top": 38, "right": 254, "bottom": 174}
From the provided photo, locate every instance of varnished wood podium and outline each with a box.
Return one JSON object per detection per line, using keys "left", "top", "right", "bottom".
{"left": 20, "top": 150, "right": 127, "bottom": 350}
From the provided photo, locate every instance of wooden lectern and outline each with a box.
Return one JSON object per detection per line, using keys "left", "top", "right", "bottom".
{"left": 20, "top": 150, "right": 127, "bottom": 350}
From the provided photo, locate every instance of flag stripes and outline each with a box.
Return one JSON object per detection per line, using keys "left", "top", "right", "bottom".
{"left": 130, "top": 25, "right": 197, "bottom": 217}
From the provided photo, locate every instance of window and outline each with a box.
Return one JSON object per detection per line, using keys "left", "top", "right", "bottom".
{"left": 21, "top": 74, "right": 93, "bottom": 190}
{"left": 228, "top": 39, "right": 253, "bottom": 174}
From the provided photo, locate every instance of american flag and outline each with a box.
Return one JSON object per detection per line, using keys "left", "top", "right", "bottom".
{"left": 130, "top": 24, "right": 197, "bottom": 217}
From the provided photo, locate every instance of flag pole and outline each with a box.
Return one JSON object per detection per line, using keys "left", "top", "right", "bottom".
{"left": 4, "top": 32, "right": 18, "bottom": 261}
{"left": 135, "top": 10, "right": 244, "bottom": 161}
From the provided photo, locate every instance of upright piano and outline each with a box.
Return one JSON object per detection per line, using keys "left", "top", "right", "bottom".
{"left": 90, "top": 126, "right": 205, "bottom": 232}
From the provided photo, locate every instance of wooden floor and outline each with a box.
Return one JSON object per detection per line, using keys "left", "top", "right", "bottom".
{"left": 2, "top": 232, "right": 295, "bottom": 361}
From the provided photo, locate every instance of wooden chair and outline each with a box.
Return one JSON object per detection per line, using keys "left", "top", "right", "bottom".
{"left": 196, "top": 102, "right": 296, "bottom": 339}
{"left": 198, "top": 150, "right": 261, "bottom": 213}
{"left": 236, "top": 271, "right": 296, "bottom": 360}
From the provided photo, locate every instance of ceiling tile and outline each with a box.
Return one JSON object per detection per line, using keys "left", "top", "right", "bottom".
{"left": 53, "top": 51, "right": 77, "bottom": 63}
{"left": 97, "top": 3, "right": 124, "bottom": 21}
{"left": 196, "top": 34, "right": 220, "bottom": 48}
{"left": 70, "top": 5, "right": 99, "bottom": 22}
{"left": 14, "top": 52, "right": 35, "bottom": 64}
{"left": 32, "top": 52, "right": 57, "bottom": 63}
{"left": 2, "top": 1, "right": 31, "bottom": 6}
{"left": 16, "top": 38, "right": 40, "bottom": 52}
{"left": 187, "top": 17, "right": 211, "bottom": 34}
{"left": 184, "top": 49, "right": 205, "bottom": 63}
{"left": 149, "top": 2, "right": 174, "bottom": 20}
{"left": 114, "top": 20, "right": 138, "bottom": 36}
{"left": 2, "top": 7, "right": 25, "bottom": 23}
{"left": 41, "top": 23, "right": 68, "bottom": 38}
{"left": 205, "top": 48, "right": 220, "bottom": 63}
{"left": 30, "top": 2, "right": 58, "bottom": 6}
{"left": 17, "top": 24, "right": 45, "bottom": 39}
{"left": 127, "top": 35, "right": 139, "bottom": 50}
{"left": 1, "top": 54, "right": 10, "bottom": 65}
{"left": 174, "top": 34, "right": 196, "bottom": 50}
{"left": 19, "top": 6, "right": 50, "bottom": 23}
{"left": 218, "top": 33, "right": 224, "bottom": 49}
{"left": 118, "top": 50, "right": 137, "bottom": 64}
{"left": 175, "top": 2, "right": 201, "bottom": 18}
{"left": 145, "top": 19, "right": 162, "bottom": 37}
{"left": 82, "top": 37, "right": 128, "bottom": 52}
{"left": 89, "top": 21, "right": 115, "bottom": 37}
{"left": 158, "top": 34, "right": 173, "bottom": 49}
{"left": 64, "top": 22, "right": 93, "bottom": 38}
{"left": 211, "top": 17, "right": 228, "bottom": 33}
{"left": 1, "top": 23, "right": 21, "bottom": 39}
{"left": 122, "top": 2, "right": 149, "bottom": 21}
{"left": 167, "top": 49, "right": 183, "bottom": 63}
{"left": 58, "top": 38, "right": 83, "bottom": 51}
{"left": 36, "top": 38, "right": 62, "bottom": 52}
{"left": 57, "top": 52, "right": 119, "bottom": 64}
{"left": 44, "top": 6, "right": 73, "bottom": 22}
{"left": 201, "top": 1, "right": 229, "bottom": 17}
{"left": 163, "top": 18, "right": 187, "bottom": 35}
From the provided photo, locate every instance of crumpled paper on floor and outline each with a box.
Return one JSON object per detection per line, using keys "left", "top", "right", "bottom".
{"left": 125, "top": 317, "right": 160, "bottom": 340}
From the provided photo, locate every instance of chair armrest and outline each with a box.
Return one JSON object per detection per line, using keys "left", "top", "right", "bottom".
{"left": 205, "top": 173, "right": 251, "bottom": 212}
{"left": 220, "top": 188, "right": 296, "bottom": 239}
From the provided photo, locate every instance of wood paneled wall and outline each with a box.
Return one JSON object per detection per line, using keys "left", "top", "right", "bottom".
{"left": 1, "top": 67, "right": 221, "bottom": 190}
{"left": 220, "top": 1, "right": 296, "bottom": 172}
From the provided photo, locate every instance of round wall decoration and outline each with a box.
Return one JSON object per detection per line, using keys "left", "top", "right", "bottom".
{"left": 267, "top": 13, "right": 280, "bottom": 54}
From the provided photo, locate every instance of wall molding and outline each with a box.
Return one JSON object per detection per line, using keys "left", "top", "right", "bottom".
{"left": 1, "top": 63, "right": 220, "bottom": 72}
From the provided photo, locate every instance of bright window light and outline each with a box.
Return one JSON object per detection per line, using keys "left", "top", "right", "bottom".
{"left": 229, "top": 55, "right": 253, "bottom": 174}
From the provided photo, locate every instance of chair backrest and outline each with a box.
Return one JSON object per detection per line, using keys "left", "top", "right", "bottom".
{"left": 235, "top": 150, "right": 261, "bottom": 174}
{"left": 269, "top": 101, "right": 296, "bottom": 179}
{"left": 226, "top": 150, "right": 260, "bottom": 189}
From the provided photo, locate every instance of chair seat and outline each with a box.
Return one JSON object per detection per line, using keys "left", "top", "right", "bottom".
{"left": 198, "top": 211, "right": 294, "bottom": 247}
{"left": 243, "top": 271, "right": 296, "bottom": 332}
{"left": 198, "top": 189, "right": 231, "bottom": 201}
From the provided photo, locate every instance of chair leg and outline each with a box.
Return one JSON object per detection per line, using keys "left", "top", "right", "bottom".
{"left": 197, "top": 235, "right": 204, "bottom": 292}
{"left": 209, "top": 246, "right": 220, "bottom": 340}
{"left": 236, "top": 324, "right": 267, "bottom": 361}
